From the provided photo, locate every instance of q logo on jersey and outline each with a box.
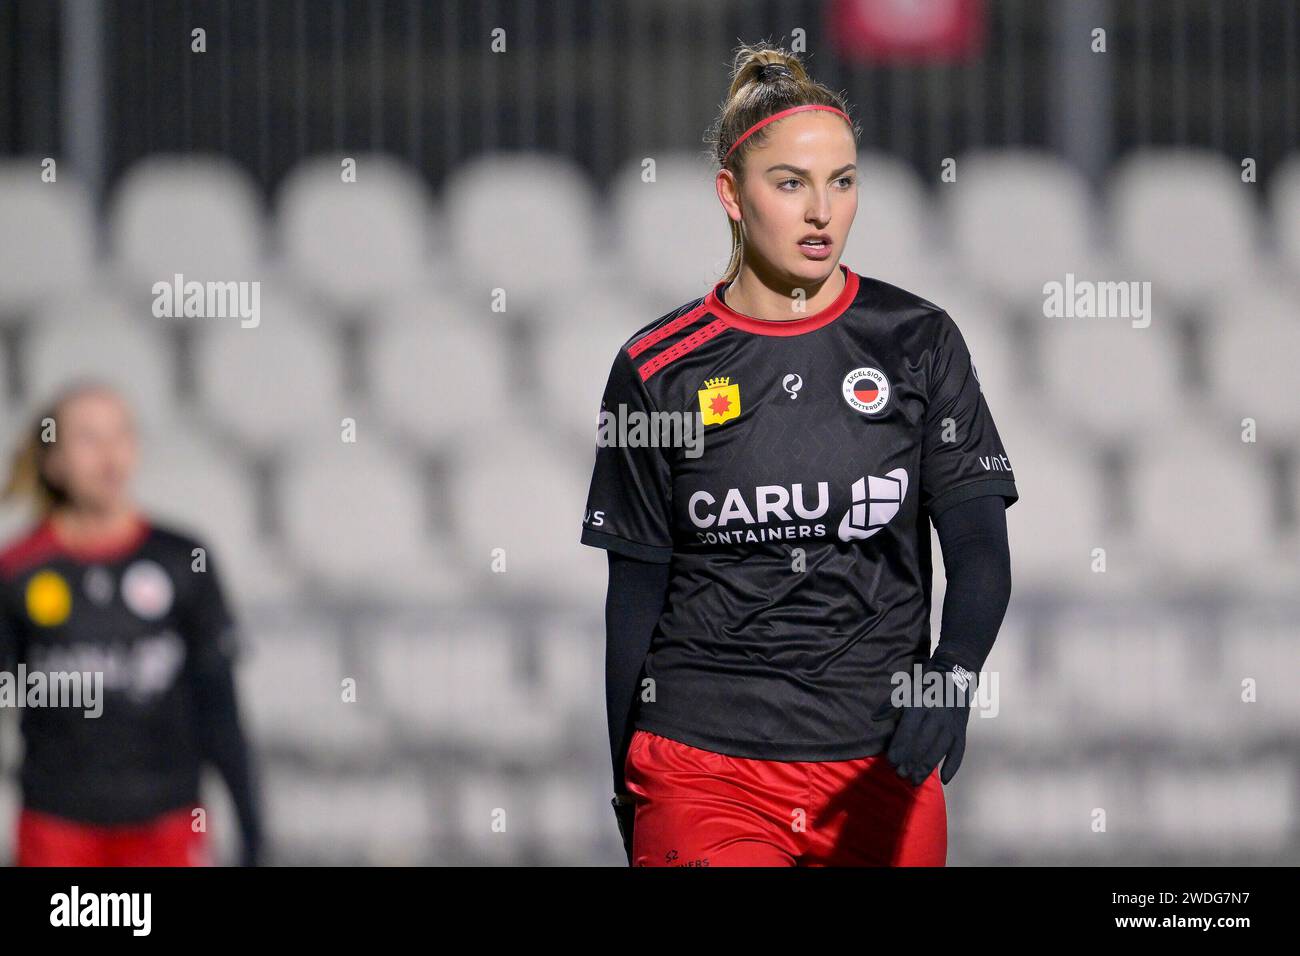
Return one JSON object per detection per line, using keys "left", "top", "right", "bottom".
{"left": 698, "top": 376, "right": 741, "bottom": 426}
{"left": 26, "top": 570, "right": 72, "bottom": 627}
{"left": 842, "top": 367, "right": 891, "bottom": 415}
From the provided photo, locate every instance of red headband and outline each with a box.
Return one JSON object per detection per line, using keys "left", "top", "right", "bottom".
{"left": 724, "top": 104, "right": 852, "bottom": 163}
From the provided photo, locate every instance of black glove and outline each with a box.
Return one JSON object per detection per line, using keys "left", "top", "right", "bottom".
{"left": 872, "top": 657, "right": 977, "bottom": 787}
{"left": 611, "top": 793, "right": 636, "bottom": 865}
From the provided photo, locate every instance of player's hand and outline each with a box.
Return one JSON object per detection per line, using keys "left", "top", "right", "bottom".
{"left": 872, "top": 658, "right": 977, "bottom": 787}
{"left": 611, "top": 793, "right": 636, "bottom": 865}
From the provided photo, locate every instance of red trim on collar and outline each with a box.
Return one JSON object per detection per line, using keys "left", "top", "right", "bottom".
{"left": 707, "top": 264, "right": 858, "bottom": 336}
{"left": 43, "top": 512, "right": 152, "bottom": 564}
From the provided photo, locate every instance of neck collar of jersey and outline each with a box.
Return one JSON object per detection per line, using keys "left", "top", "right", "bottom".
{"left": 708, "top": 263, "right": 859, "bottom": 336}
{"left": 41, "top": 511, "right": 151, "bottom": 563}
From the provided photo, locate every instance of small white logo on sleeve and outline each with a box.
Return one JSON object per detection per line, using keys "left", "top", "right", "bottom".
{"left": 50, "top": 886, "right": 151, "bottom": 937}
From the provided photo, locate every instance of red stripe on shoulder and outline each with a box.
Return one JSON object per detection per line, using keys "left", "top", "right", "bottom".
{"left": 0, "top": 513, "right": 152, "bottom": 578}
{"left": 638, "top": 318, "right": 729, "bottom": 382}
{"left": 627, "top": 302, "right": 712, "bottom": 359}
{"left": 0, "top": 521, "right": 58, "bottom": 579}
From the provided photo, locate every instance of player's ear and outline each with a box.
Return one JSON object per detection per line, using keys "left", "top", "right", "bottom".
{"left": 716, "top": 169, "right": 743, "bottom": 221}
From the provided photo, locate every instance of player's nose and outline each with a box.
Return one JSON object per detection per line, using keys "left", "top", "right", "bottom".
{"left": 806, "top": 193, "right": 832, "bottom": 224}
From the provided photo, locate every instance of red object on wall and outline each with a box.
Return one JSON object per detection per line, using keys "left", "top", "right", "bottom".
{"left": 830, "top": 0, "right": 986, "bottom": 64}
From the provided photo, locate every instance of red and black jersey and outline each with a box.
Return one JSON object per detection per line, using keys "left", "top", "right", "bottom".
{"left": 0, "top": 514, "right": 239, "bottom": 824}
{"left": 580, "top": 263, "right": 1019, "bottom": 761}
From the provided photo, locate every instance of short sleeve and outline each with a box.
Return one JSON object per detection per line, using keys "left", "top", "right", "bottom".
{"left": 580, "top": 346, "right": 675, "bottom": 563}
{"left": 920, "top": 312, "right": 1019, "bottom": 518}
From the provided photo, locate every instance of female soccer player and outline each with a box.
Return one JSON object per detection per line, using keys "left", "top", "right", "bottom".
{"left": 0, "top": 381, "right": 263, "bottom": 866}
{"left": 582, "top": 44, "right": 1018, "bottom": 866}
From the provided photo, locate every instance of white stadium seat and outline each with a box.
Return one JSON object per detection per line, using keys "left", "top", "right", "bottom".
{"left": 533, "top": 290, "right": 653, "bottom": 439}
{"left": 442, "top": 153, "right": 601, "bottom": 310}
{"left": 0, "top": 160, "right": 96, "bottom": 319}
{"left": 193, "top": 284, "right": 346, "bottom": 453}
{"left": 368, "top": 614, "right": 511, "bottom": 737}
{"left": 23, "top": 291, "right": 174, "bottom": 430}
{"left": 240, "top": 620, "right": 392, "bottom": 759}
{"left": 1037, "top": 313, "right": 1188, "bottom": 449}
{"left": 536, "top": 614, "right": 605, "bottom": 725}
{"left": 1109, "top": 149, "right": 1260, "bottom": 306}
{"left": 1203, "top": 282, "right": 1300, "bottom": 444}
{"left": 448, "top": 424, "right": 604, "bottom": 606}
{"left": 532, "top": 776, "right": 604, "bottom": 854}
{"left": 963, "top": 616, "right": 1068, "bottom": 749}
{"left": 842, "top": 151, "right": 937, "bottom": 291}
{"left": 275, "top": 153, "right": 436, "bottom": 311}
{"left": 278, "top": 430, "right": 462, "bottom": 601}
{"left": 973, "top": 766, "right": 1293, "bottom": 856}
{"left": 368, "top": 616, "right": 564, "bottom": 756}
{"left": 133, "top": 424, "right": 297, "bottom": 605}
{"left": 968, "top": 769, "right": 1116, "bottom": 851}
{"left": 1049, "top": 608, "right": 1213, "bottom": 742}
{"left": 365, "top": 293, "right": 513, "bottom": 451}
{"left": 454, "top": 771, "right": 533, "bottom": 863}
{"left": 610, "top": 151, "right": 732, "bottom": 306}
{"left": 1218, "top": 609, "right": 1300, "bottom": 737}
{"left": 1128, "top": 421, "right": 1286, "bottom": 594}
{"left": 266, "top": 771, "right": 438, "bottom": 864}
{"left": 108, "top": 154, "right": 264, "bottom": 286}
{"left": 1146, "top": 767, "right": 1293, "bottom": 853}
{"left": 1271, "top": 152, "right": 1300, "bottom": 280}
{"left": 946, "top": 149, "right": 1100, "bottom": 308}
{"left": 1000, "top": 417, "right": 1133, "bottom": 595}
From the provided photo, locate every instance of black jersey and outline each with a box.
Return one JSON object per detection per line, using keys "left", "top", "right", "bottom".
{"left": 0, "top": 515, "right": 239, "bottom": 823}
{"left": 580, "top": 263, "right": 1019, "bottom": 761}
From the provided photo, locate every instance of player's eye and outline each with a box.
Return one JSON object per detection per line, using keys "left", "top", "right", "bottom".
{"left": 836, "top": 176, "right": 856, "bottom": 188}
{"left": 778, "top": 178, "right": 802, "bottom": 190}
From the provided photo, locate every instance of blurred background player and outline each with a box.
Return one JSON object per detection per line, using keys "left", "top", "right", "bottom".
{"left": 0, "top": 381, "right": 262, "bottom": 866}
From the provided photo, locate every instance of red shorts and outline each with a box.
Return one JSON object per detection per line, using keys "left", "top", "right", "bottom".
{"left": 624, "top": 729, "right": 946, "bottom": 866}
{"left": 16, "top": 806, "right": 211, "bottom": 867}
